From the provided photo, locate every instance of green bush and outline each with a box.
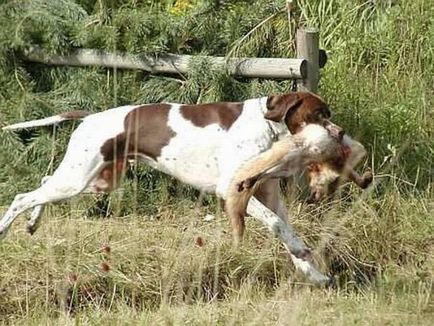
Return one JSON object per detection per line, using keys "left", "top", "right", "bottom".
{"left": 0, "top": 0, "right": 433, "bottom": 322}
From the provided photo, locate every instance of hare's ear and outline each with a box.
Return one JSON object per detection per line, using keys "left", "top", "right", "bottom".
{"left": 264, "top": 94, "right": 302, "bottom": 122}
{"left": 343, "top": 135, "right": 367, "bottom": 168}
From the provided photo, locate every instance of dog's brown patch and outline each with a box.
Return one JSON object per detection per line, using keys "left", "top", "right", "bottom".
{"left": 180, "top": 102, "right": 243, "bottom": 130}
{"left": 100, "top": 104, "right": 176, "bottom": 162}
{"left": 91, "top": 160, "right": 127, "bottom": 193}
{"left": 60, "top": 110, "right": 91, "bottom": 120}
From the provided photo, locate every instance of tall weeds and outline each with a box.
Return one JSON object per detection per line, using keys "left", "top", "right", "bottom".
{"left": 0, "top": 0, "right": 432, "bottom": 322}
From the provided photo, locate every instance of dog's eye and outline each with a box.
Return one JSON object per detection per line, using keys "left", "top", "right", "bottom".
{"left": 322, "top": 108, "right": 331, "bottom": 118}
{"left": 316, "top": 112, "right": 324, "bottom": 119}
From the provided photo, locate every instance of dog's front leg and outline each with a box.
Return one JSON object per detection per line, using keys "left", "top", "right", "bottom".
{"left": 246, "top": 196, "right": 331, "bottom": 285}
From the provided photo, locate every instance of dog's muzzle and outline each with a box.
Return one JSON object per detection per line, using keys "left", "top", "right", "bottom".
{"left": 324, "top": 121, "right": 344, "bottom": 141}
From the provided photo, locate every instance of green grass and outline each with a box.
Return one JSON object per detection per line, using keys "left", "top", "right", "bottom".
{"left": 0, "top": 0, "right": 433, "bottom": 324}
{"left": 1, "top": 187, "right": 432, "bottom": 324}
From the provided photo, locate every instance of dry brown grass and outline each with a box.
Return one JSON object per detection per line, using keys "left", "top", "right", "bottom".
{"left": 0, "top": 187, "right": 432, "bottom": 324}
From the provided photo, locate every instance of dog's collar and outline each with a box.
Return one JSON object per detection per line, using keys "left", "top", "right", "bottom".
{"left": 258, "top": 96, "right": 268, "bottom": 115}
{"left": 258, "top": 97, "right": 285, "bottom": 142}
{"left": 258, "top": 96, "right": 291, "bottom": 141}
{"left": 267, "top": 120, "right": 283, "bottom": 142}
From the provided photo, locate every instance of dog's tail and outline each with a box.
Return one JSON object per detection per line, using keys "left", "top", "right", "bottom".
{"left": 2, "top": 110, "right": 91, "bottom": 131}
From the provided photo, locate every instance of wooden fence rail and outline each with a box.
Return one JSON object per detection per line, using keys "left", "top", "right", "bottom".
{"left": 24, "top": 47, "right": 307, "bottom": 80}
{"left": 23, "top": 28, "right": 323, "bottom": 93}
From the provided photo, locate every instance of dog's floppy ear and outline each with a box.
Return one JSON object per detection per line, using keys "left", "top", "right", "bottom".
{"left": 264, "top": 93, "right": 303, "bottom": 122}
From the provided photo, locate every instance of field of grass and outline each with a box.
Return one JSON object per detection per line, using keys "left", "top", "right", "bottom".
{"left": 1, "top": 185, "right": 433, "bottom": 324}
{"left": 0, "top": 0, "right": 433, "bottom": 324}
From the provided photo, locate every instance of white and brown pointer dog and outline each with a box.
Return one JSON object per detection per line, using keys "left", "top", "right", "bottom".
{"left": 1, "top": 92, "right": 366, "bottom": 284}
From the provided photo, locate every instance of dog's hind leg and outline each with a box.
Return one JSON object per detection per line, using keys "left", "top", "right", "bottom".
{"left": 0, "top": 151, "right": 107, "bottom": 239}
{"left": 26, "top": 176, "right": 51, "bottom": 235}
{"left": 26, "top": 158, "right": 128, "bottom": 235}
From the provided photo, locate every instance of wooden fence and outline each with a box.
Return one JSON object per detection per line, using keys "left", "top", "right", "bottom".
{"left": 23, "top": 28, "right": 325, "bottom": 93}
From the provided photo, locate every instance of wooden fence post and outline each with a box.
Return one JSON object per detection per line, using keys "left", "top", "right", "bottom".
{"left": 296, "top": 28, "right": 320, "bottom": 93}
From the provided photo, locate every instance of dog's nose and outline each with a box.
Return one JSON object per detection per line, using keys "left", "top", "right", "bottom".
{"left": 331, "top": 127, "right": 344, "bottom": 140}
{"left": 331, "top": 125, "right": 344, "bottom": 140}
{"left": 324, "top": 122, "right": 344, "bottom": 141}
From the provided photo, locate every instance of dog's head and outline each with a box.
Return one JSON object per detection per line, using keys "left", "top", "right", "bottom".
{"left": 265, "top": 92, "right": 344, "bottom": 140}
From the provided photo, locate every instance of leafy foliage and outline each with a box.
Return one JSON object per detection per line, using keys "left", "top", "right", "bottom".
{"left": 0, "top": 1, "right": 433, "bottom": 321}
{"left": 0, "top": 0, "right": 432, "bottom": 204}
